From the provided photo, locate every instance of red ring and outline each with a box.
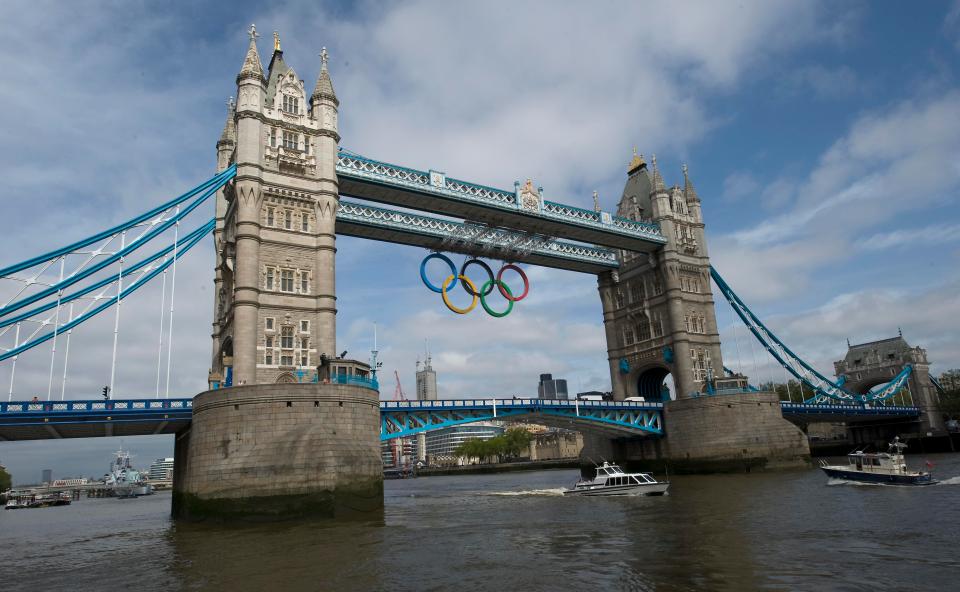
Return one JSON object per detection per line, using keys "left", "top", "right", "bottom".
{"left": 497, "top": 264, "right": 529, "bottom": 301}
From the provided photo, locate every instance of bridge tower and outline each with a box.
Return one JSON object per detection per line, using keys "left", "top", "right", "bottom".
{"left": 600, "top": 152, "right": 724, "bottom": 401}
{"left": 835, "top": 335, "right": 945, "bottom": 434}
{"left": 210, "top": 27, "right": 339, "bottom": 387}
{"left": 175, "top": 29, "right": 381, "bottom": 522}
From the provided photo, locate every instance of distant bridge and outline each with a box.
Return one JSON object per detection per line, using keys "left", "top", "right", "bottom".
{"left": 0, "top": 397, "right": 921, "bottom": 441}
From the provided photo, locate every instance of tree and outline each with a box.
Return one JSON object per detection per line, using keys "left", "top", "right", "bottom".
{"left": 0, "top": 465, "right": 11, "bottom": 492}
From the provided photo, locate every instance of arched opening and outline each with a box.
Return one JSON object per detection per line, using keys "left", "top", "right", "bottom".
{"left": 275, "top": 372, "right": 296, "bottom": 384}
{"left": 637, "top": 367, "right": 675, "bottom": 402}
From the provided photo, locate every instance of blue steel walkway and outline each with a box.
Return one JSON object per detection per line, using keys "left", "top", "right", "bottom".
{"left": 0, "top": 398, "right": 921, "bottom": 441}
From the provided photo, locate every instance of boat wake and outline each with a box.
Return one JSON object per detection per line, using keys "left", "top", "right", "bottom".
{"left": 935, "top": 476, "right": 960, "bottom": 486}
{"left": 485, "top": 488, "right": 567, "bottom": 497}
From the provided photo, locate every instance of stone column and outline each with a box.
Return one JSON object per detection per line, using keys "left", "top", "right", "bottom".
{"left": 598, "top": 271, "right": 626, "bottom": 399}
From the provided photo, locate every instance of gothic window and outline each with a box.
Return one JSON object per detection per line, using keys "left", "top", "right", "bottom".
{"left": 684, "top": 313, "right": 691, "bottom": 333}
{"left": 281, "top": 326, "right": 294, "bottom": 349}
{"left": 300, "top": 272, "right": 309, "bottom": 294}
{"left": 637, "top": 320, "right": 651, "bottom": 342}
{"left": 282, "top": 95, "right": 299, "bottom": 114}
{"left": 629, "top": 281, "right": 641, "bottom": 304}
{"left": 653, "top": 273, "right": 663, "bottom": 296}
{"left": 305, "top": 137, "right": 311, "bottom": 155}
{"left": 652, "top": 313, "right": 663, "bottom": 338}
{"left": 269, "top": 128, "right": 276, "bottom": 147}
{"left": 265, "top": 268, "right": 274, "bottom": 290}
{"left": 281, "top": 354, "right": 293, "bottom": 366}
{"left": 266, "top": 207, "right": 275, "bottom": 226}
{"left": 615, "top": 290, "right": 624, "bottom": 308}
{"left": 300, "top": 320, "right": 309, "bottom": 333}
{"left": 623, "top": 327, "right": 635, "bottom": 346}
{"left": 283, "top": 131, "right": 297, "bottom": 150}
{"left": 265, "top": 317, "right": 275, "bottom": 331}
{"left": 300, "top": 338, "right": 310, "bottom": 367}
{"left": 265, "top": 350, "right": 273, "bottom": 365}
{"left": 301, "top": 213, "right": 309, "bottom": 232}
{"left": 284, "top": 210, "right": 292, "bottom": 230}
{"left": 266, "top": 336, "right": 274, "bottom": 348}
{"left": 281, "top": 270, "right": 294, "bottom": 292}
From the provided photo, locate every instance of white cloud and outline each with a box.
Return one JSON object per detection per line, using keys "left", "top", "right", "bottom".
{"left": 721, "top": 171, "right": 761, "bottom": 202}
{"left": 857, "top": 223, "right": 960, "bottom": 251}
{"left": 780, "top": 65, "right": 865, "bottom": 99}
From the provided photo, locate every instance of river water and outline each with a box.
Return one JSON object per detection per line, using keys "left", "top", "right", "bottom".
{"left": 2, "top": 453, "right": 959, "bottom": 592}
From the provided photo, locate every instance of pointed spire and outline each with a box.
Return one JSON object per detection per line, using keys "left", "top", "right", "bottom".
{"left": 592, "top": 190, "right": 600, "bottom": 212}
{"left": 238, "top": 24, "right": 265, "bottom": 82}
{"left": 218, "top": 97, "right": 236, "bottom": 146}
{"left": 650, "top": 154, "right": 665, "bottom": 192}
{"left": 682, "top": 163, "right": 700, "bottom": 202}
{"left": 311, "top": 46, "right": 339, "bottom": 106}
{"left": 627, "top": 146, "right": 646, "bottom": 174}
{"left": 273, "top": 31, "right": 281, "bottom": 52}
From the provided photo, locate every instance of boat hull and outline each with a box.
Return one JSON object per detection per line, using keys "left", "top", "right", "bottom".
{"left": 563, "top": 482, "right": 670, "bottom": 497}
{"left": 821, "top": 467, "right": 936, "bottom": 485}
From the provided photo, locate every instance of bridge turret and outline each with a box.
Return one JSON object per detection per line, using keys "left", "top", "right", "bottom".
{"left": 600, "top": 150, "right": 724, "bottom": 402}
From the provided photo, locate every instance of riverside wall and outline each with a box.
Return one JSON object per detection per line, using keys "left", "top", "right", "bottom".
{"left": 172, "top": 383, "right": 382, "bottom": 521}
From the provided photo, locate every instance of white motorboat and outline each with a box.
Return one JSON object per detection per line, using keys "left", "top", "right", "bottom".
{"left": 563, "top": 462, "right": 669, "bottom": 496}
{"left": 819, "top": 437, "right": 937, "bottom": 486}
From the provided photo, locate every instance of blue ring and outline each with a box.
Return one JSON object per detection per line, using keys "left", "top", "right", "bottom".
{"left": 420, "top": 253, "right": 458, "bottom": 293}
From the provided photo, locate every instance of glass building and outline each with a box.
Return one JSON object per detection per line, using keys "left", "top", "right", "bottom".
{"left": 148, "top": 458, "right": 174, "bottom": 481}
{"left": 425, "top": 422, "right": 504, "bottom": 457}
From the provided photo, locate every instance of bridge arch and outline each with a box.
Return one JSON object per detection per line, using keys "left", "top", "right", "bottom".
{"left": 275, "top": 372, "right": 296, "bottom": 384}
{"left": 636, "top": 365, "right": 674, "bottom": 402}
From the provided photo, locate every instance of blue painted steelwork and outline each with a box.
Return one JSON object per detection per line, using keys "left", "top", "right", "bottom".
{"left": 336, "top": 152, "right": 666, "bottom": 244}
{"left": 711, "top": 266, "right": 913, "bottom": 403}
{"left": 337, "top": 200, "right": 619, "bottom": 270}
{"left": 0, "top": 168, "right": 234, "bottom": 318}
{"left": 780, "top": 402, "right": 920, "bottom": 421}
{"left": 379, "top": 398, "right": 664, "bottom": 440}
{"left": 0, "top": 221, "right": 214, "bottom": 330}
{"left": 0, "top": 166, "right": 234, "bottom": 278}
{"left": 0, "top": 221, "right": 214, "bottom": 362}
{"left": 1, "top": 398, "right": 193, "bottom": 415}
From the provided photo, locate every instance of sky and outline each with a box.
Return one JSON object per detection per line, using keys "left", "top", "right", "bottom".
{"left": 1, "top": 0, "right": 958, "bottom": 483}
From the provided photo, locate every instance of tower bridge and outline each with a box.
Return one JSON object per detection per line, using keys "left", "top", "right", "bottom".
{"left": 0, "top": 27, "right": 944, "bottom": 519}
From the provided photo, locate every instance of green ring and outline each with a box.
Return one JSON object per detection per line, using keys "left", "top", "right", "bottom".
{"left": 479, "top": 279, "right": 514, "bottom": 318}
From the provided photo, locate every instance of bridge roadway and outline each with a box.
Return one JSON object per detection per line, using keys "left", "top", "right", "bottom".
{"left": 0, "top": 398, "right": 920, "bottom": 442}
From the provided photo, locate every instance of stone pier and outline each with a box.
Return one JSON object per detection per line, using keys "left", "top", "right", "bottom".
{"left": 583, "top": 392, "right": 810, "bottom": 473}
{"left": 172, "top": 383, "right": 382, "bottom": 521}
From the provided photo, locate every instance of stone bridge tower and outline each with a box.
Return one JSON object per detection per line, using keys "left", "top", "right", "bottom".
{"left": 834, "top": 335, "right": 945, "bottom": 433}
{"left": 210, "top": 27, "right": 340, "bottom": 387}
{"left": 599, "top": 152, "right": 725, "bottom": 401}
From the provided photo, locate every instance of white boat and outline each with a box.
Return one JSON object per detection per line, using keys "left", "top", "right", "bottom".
{"left": 819, "top": 437, "right": 937, "bottom": 486}
{"left": 563, "top": 462, "right": 669, "bottom": 496}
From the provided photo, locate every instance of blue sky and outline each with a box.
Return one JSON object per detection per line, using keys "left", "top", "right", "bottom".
{"left": 1, "top": 0, "right": 958, "bottom": 482}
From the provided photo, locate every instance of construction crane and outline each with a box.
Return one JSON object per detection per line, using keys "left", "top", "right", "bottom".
{"left": 393, "top": 370, "right": 407, "bottom": 401}
{"left": 391, "top": 370, "right": 407, "bottom": 467}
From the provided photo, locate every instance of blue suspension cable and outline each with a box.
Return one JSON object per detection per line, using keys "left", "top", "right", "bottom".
{"left": 0, "top": 166, "right": 234, "bottom": 278}
{"left": 0, "top": 222, "right": 212, "bottom": 330}
{"left": 0, "top": 222, "right": 213, "bottom": 362}
{"left": 0, "top": 170, "right": 233, "bottom": 319}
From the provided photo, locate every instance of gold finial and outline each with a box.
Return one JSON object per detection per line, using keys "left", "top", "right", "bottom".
{"left": 627, "top": 146, "right": 646, "bottom": 173}
{"left": 248, "top": 24, "right": 259, "bottom": 41}
{"left": 320, "top": 47, "right": 329, "bottom": 69}
{"left": 273, "top": 31, "right": 281, "bottom": 51}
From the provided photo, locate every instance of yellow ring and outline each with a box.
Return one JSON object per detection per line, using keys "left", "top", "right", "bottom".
{"left": 441, "top": 274, "right": 478, "bottom": 314}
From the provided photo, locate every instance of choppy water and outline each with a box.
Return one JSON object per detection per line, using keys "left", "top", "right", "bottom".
{"left": 2, "top": 453, "right": 960, "bottom": 591}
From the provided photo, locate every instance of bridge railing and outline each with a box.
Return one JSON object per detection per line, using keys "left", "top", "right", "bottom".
{"left": 379, "top": 398, "right": 664, "bottom": 410}
{"left": 1, "top": 399, "right": 194, "bottom": 414}
{"left": 779, "top": 402, "right": 920, "bottom": 415}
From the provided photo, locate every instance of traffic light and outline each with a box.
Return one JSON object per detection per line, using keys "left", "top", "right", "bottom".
{"left": 102, "top": 386, "right": 110, "bottom": 400}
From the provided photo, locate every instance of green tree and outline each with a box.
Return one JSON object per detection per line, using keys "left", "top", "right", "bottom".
{"left": 0, "top": 465, "right": 12, "bottom": 492}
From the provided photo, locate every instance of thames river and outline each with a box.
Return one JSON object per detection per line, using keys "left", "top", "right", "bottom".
{"left": 2, "top": 454, "right": 959, "bottom": 592}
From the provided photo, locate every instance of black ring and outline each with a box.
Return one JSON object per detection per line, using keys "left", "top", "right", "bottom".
{"left": 459, "top": 259, "right": 495, "bottom": 297}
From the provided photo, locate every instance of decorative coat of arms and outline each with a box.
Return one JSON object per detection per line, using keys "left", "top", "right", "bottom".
{"left": 520, "top": 179, "right": 540, "bottom": 211}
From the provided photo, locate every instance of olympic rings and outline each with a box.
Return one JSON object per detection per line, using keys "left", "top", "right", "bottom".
{"left": 460, "top": 258, "right": 495, "bottom": 297}
{"left": 479, "top": 280, "right": 514, "bottom": 318}
{"left": 441, "top": 274, "right": 478, "bottom": 314}
{"left": 420, "top": 253, "right": 458, "bottom": 293}
{"left": 497, "top": 263, "right": 530, "bottom": 302}
{"left": 421, "top": 253, "right": 530, "bottom": 318}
